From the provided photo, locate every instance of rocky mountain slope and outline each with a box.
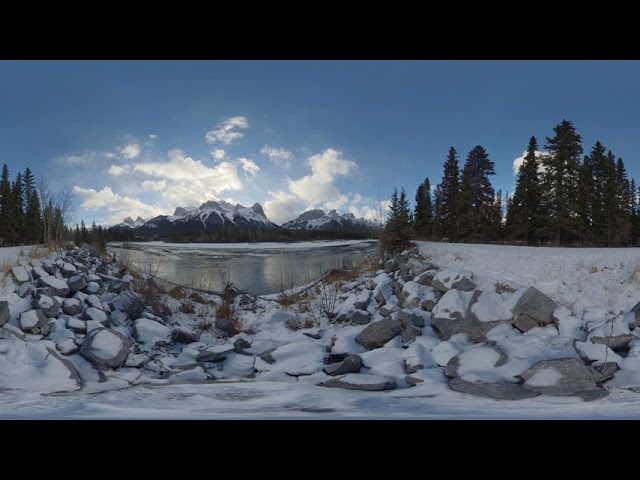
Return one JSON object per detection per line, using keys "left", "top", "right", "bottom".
{"left": 281, "top": 209, "right": 380, "bottom": 233}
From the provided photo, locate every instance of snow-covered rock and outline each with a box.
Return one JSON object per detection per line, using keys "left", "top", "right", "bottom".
{"left": 320, "top": 373, "right": 396, "bottom": 391}
{"left": 39, "top": 276, "right": 70, "bottom": 297}
{"left": 133, "top": 318, "right": 171, "bottom": 345}
{"left": 355, "top": 318, "right": 402, "bottom": 350}
{"left": 512, "top": 287, "right": 557, "bottom": 326}
{"left": 79, "top": 327, "right": 133, "bottom": 370}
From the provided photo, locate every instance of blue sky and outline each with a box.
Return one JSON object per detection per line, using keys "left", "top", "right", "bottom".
{"left": 2, "top": 60, "right": 640, "bottom": 226}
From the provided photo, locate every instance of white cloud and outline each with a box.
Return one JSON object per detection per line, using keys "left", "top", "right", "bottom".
{"left": 73, "top": 186, "right": 165, "bottom": 226}
{"left": 288, "top": 148, "right": 357, "bottom": 208}
{"left": 105, "top": 152, "right": 117, "bottom": 159}
{"left": 347, "top": 193, "right": 390, "bottom": 223}
{"left": 149, "top": 134, "right": 158, "bottom": 139}
{"left": 205, "top": 116, "right": 249, "bottom": 145}
{"left": 108, "top": 165, "right": 131, "bottom": 177}
{"left": 142, "top": 179, "right": 167, "bottom": 191}
{"left": 512, "top": 150, "right": 547, "bottom": 175}
{"left": 260, "top": 145, "right": 293, "bottom": 168}
{"left": 212, "top": 149, "right": 226, "bottom": 161}
{"left": 238, "top": 158, "right": 260, "bottom": 177}
{"left": 264, "top": 191, "right": 302, "bottom": 224}
{"left": 132, "top": 148, "right": 243, "bottom": 207}
{"left": 121, "top": 143, "right": 141, "bottom": 160}
{"left": 60, "top": 153, "right": 94, "bottom": 165}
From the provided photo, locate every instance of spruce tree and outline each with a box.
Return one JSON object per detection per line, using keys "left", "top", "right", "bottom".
{"left": 0, "top": 164, "right": 12, "bottom": 245}
{"left": 541, "top": 119, "right": 583, "bottom": 245}
{"left": 457, "top": 145, "right": 496, "bottom": 242}
{"left": 614, "top": 157, "right": 631, "bottom": 246}
{"left": 413, "top": 177, "right": 433, "bottom": 239}
{"left": 25, "top": 191, "right": 41, "bottom": 244}
{"left": 631, "top": 178, "right": 639, "bottom": 246}
{"left": 576, "top": 154, "right": 593, "bottom": 245}
{"left": 80, "top": 220, "right": 88, "bottom": 244}
{"left": 507, "top": 136, "right": 544, "bottom": 245}
{"left": 382, "top": 187, "right": 412, "bottom": 255}
{"left": 12, "top": 172, "right": 24, "bottom": 244}
{"left": 434, "top": 147, "right": 460, "bottom": 241}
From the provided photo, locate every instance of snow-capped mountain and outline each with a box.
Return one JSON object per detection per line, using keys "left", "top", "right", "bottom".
{"left": 282, "top": 209, "right": 380, "bottom": 232}
{"left": 116, "top": 216, "right": 147, "bottom": 229}
{"left": 113, "top": 200, "right": 278, "bottom": 234}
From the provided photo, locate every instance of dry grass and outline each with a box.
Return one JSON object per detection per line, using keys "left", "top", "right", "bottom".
{"left": 27, "top": 246, "right": 51, "bottom": 261}
{"left": 168, "top": 286, "right": 187, "bottom": 300}
{"left": 179, "top": 297, "right": 197, "bottom": 314}
{"left": 125, "top": 277, "right": 172, "bottom": 319}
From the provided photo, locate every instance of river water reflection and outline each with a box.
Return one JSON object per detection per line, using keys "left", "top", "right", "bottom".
{"left": 109, "top": 240, "right": 378, "bottom": 295}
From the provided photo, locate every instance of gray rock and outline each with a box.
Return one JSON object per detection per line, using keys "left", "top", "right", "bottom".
{"left": 452, "top": 277, "right": 477, "bottom": 291}
{"left": 0, "top": 301, "right": 9, "bottom": 327}
{"left": 401, "top": 325, "right": 422, "bottom": 347}
{"left": 172, "top": 326, "right": 200, "bottom": 344}
{"left": 590, "top": 334, "right": 638, "bottom": 352}
{"left": 321, "top": 373, "right": 396, "bottom": 391}
{"left": 459, "top": 291, "right": 504, "bottom": 343}
{"left": 407, "top": 257, "right": 438, "bottom": 276}
{"left": 513, "top": 314, "right": 539, "bottom": 333}
{"left": 11, "top": 266, "right": 30, "bottom": 285}
{"left": 421, "top": 299, "right": 437, "bottom": 311}
{"left": 67, "top": 273, "right": 88, "bottom": 292}
{"left": 574, "top": 388, "right": 609, "bottom": 402}
{"left": 521, "top": 358, "right": 597, "bottom": 396}
{"left": 630, "top": 301, "right": 640, "bottom": 329}
{"left": 350, "top": 309, "right": 371, "bottom": 325}
{"left": 215, "top": 318, "right": 235, "bottom": 335}
{"left": 355, "top": 319, "right": 402, "bottom": 350}
{"left": 67, "top": 318, "right": 87, "bottom": 334}
{"left": 55, "top": 338, "right": 80, "bottom": 356}
{"left": 79, "top": 327, "right": 133, "bottom": 370}
{"left": 46, "top": 347, "right": 82, "bottom": 389}
{"left": 415, "top": 271, "right": 436, "bottom": 286}
{"left": 323, "top": 354, "right": 363, "bottom": 376}
{"left": 354, "top": 292, "right": 371, "bottom": 310}
{"left": 449, "top": 378, "right": 539, "bottom": 400}
{"left": 31, "top": 293, "right": 61, "bottom": 318}
{"left": 196, "top": 344, "right": 235, "bottom": 362}
{"left": 61, "top": 262, "right": 77, "bottom": 276}
{"left": 83, "top": 307, "right": 110, "bottom": 326}
{"left": 397, "top": 309, "right": 425, "bottom": 328}
{"left": 62, "top": 298, "right": 83, "bottom": 316}
{"left": 16, "top": 282, "right": 34, "bottom": 298}
{"left": 445, "top": 356, "right": 461, "bottom": 378}
{"left": 18, "top": 309, "right": 48, "bottom": 331}
{"left": 512, "top": 287, "right": 557, "bottom": 326}
{"left": 39, "top": 276, "right": 70, "bottom": 297}
{"left": 83, "top": 282, "right": 101, "bottom": 294}
{"left": 234, "top": 337, "right": 252, "bottom": 352}
{"left": 589, "top": 362, "right": 619, "bottom": 384}
{"left": 41, "top": 261, "right": 55, "bottom": 275}
{"left": 259, "top": 348, "right": 276, "bottom": 364}
{"left": 431, "top": 316, "right": 462, "bottom": 340}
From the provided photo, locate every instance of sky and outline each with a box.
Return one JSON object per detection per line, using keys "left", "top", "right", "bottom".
{"left": 2, "top": 60, "right": 640, "bottom": 226}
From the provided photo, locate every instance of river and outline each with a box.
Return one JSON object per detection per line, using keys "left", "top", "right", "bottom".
{"left": 108, "top": 240, "right": 379, "bottom": 295}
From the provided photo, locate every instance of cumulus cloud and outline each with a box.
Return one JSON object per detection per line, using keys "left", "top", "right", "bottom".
{"left": 512, "top": 150, "right": 547, "bottom": 175}
{"left": 238, "top": 158, "right": 260, "bottom": 177}
{"left": 142, "top": 179, "right": 167, "bottom": 191}
{"left": 61, "top": 153, "right": 94, "bottom": 165}
{"left": 132, "top": 148, "right": 243, "bottom": 207}
{"left": 108, "top": 165, "right": 131, "bottom": 176}
{"left": 121, "top": 143, "right": 141, "bottom": 160}
{"left": 73, "top": 186, "right": 165, "bottom": 226}
{"left": 264, "top": 191, "right": 302, "bottom": 224}
{"left": 288, "top": 148, "right": 357, "bottom": 207}
{"left": 212, "top": 149, "right": 226, "bottom": 161}
{"left": 260, "top": 145, "right": 293, "bottom": 168}
{"left": 205, "top": 116, "right": 249, "bottom": 145}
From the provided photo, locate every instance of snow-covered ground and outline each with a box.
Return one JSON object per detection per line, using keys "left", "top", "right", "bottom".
{"left": 5, "top": 241, "right": 640, "bottom": 419}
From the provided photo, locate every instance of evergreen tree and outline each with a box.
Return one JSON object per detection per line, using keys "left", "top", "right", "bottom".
{"left": 490, "top": 189, "right": 504, "bottom": 242}
{"left": 25, "top": 191, "right": 41, "bottom": 244}
{"left": 631, "top": 178, "right": 640, "bottom": 246}
{"left": 587, "top": 143, "right": 616, "bottom": 247}
{"left": 434, "top": 147, "right": 460, "bottom": 241}
{"left": 74, "top": 224, "right": 81, "bottom": 246}
{"left": 614, "top": 157, "right": 631, "bottom": 246}
{"left": 432, "top": 184, "right": 444, "bottom": 240}
{"left": 382, "top": 187, "right": 412, "bottom": 255}
{"left": 413, "top": 177, "right": 433, "bottom": 239}
{"left": 576, "top": 154, "right": 593, "bottom": 245}
{"left": 0, "top": 164, "right": 12, "bottom": 245}
{"left": 457, "top": 145, "right": 496, "bottom": 242}
{"left": 541, "top": 119, "right": 584, "bottom": 245}
{"left": 80, "top": 220, "right": 89, "bottom": 244}
{"left": 11, "top": 172, "right": 24, "bottom": 244}
{"left": 507, "top": 136, "right": 544, "bottom": 245}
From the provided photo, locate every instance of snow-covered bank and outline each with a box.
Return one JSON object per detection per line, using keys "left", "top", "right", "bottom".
{"left": 4, "top": 242, "right": 640, "bottom": 418}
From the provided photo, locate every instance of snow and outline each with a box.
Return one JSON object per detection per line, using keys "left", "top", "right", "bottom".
{"left": 525, "top": 367, "right": 562, "bottom": 387}
{"left": 134, "top": 318, "right": 171, "bottom": 345}
{"left": 432, "top": 289, "right": 473, "bottom": 320}
{"left": 471, "top": 291, "right": 519, "bottom": 322}
{"left": 39, "top": 276, "right": 69, "bottom": 291}
{"left": 19, "top": 310, "right": 42, "bottom": 329}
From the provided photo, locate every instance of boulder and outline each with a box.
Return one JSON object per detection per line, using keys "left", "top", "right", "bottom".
{"left": 31, "top": 293, "right": 61, "bottom": 318}
{"left": 18, "top": 309, "right": 48, "bottom": 331}
{"left": 196, "top": 344, "right": 235, "bottom": 362}
{"left": 589, "top": 362, "right": 619, "bottom": 384}
{"left": 354, "top": 291, "right": 371, "bottom": 310}
{"left": 321, "top": 373, "right": 396, "bottom": 391}
{"left": 0, "top": 301, "right": 9, "bottom": 327}
{"left": 172, "top": 326, "right": 200, "bottom": 344}
{"left": 67, "top": 273, "right": 88, "bottom": 292}
{"left": 432, "top": 270, "right": 476, "bottom": 293}
{"left": 83, "top": 307, "right": 110, "bottom": 326}
{"left": 11, "top": 266, "right": 30, "bottom": 285}
{"left": 397, "top": 309, "right": 425, "bottom": 328}
{"left": 589, "top": 334, "right": 638, "bottom": 352}
{"left": 459, "top": 291, "right": 504, "bottom": 344}
{"left": 16, "top": 283, "right": 34, "bottom": 298}
{"left": 513, "top": 314, "right": 538, "bottom": 333}
{"left": 39, "top": 276, "right": 70, "bottom": 297}
{"left": 449, "top": 378, "right": 539, "bottom": 400}
{"left": 79, "top": 327, "right": 133, "bottom": 370}
{"left": 62, "top": 298, "right": 83, "bottom": 316}
{"left": 66, "top": 317, "right": 87, "bottom": 334}
{"left": 401, "top": 325, "right": 421, "bottom": 347}
{"left": 323, "top": 354, "right": 363, "bottom": 376}
{"left": 349, "top": 309, "right": 371, "bottom": 325}
{"left": 355, "top": 319, "right": 402, "bottom": 350}
{"left": 512, "top": 287, "right": 557, "bottom": 325}
{"left": 133, "top": 318, "right": 171, "bottom": 345}
{"left": 61, "top": 262, "right": 77, "bottom": 276}
{"left": 83, "top": 282, "right": 101, "bottom": 295}
{"left": 233, "top": 337, "right": 252, "bottom": 353}
{"left": 521, "top": 358, "right": 597, "bottom": 396}
{"left": 431, "top": 316, "right": 462, "bottom": 340}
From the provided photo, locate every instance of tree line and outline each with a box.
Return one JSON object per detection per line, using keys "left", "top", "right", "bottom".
{"left": 383, "top": 119, "right": 640, "bottom": 253}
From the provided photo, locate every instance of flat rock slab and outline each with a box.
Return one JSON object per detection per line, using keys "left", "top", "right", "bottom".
{"left": 355, "top": 318, "right": 402, "bottom": 350}
{"left": 521, "top": 358, "right": 597, "bottom": 396}
{"left": 590, "top": 334, "right": 638, "bottom": 352}
{"left": 39, "top": 276, "right": 70, "bottom": 297}
{"left": 321, "top": 373, "right": 396, "bottom": 391}
{"left": 196, "top": 344, "right": 235, "bottom": 362}
{"left": 0, "top": 301, "right": 9, "bottom": 327}
{"left": 133, "top": 318, "right": 171, "bottom": 345}
{"left": 323, "top": 354, "right": 363, "bottom": 376}
{"left": 79, "top": 327, "right": 133, "bottom": 370}
{"left": 11, "top": 266, "right": 30, "bottom": 285}
{"left": 19, "top": 309, "right": 48, "bottom": 331}
{"left": 449, "top": 378, "right": 539, "bottom": 400}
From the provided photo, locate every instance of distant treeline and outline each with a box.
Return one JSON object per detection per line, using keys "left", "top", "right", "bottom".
{"left": 383, "top": 119, "right": 640, "bottom": 254}
{"left": 105, "top": 225, "right": 375, "bottom": 243}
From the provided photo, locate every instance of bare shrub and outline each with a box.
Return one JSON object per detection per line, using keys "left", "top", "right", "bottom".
{"left": 169, "top": 286, "right": 187, "bottom": 300}
{"left": 179, "top": 297, "right": 197, "bottom": 314}
{"left": 125, "top": 277, "right": 172, "bottom": 320}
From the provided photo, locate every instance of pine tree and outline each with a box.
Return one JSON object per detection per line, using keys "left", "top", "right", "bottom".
{"left": 631, "top": 178, "right": 640, "bottom": 246}
{"left": 413, "top": 177, "right": 433, "bottom": 239}
{"left": 541, "top": 119, "right": 584, "bottom": 245}
{"left": 382, "top": 187, "right": 412, "bottom": 255}
{"left": 432, "top": 184, "right": 444, "bottom": 240}
{"left": 507, "top": 136, "right": 544, "bottom": 245}
{"left": 11, "top": 172, "right": 24, "bottom": 244}
{"left": 0, "top": 164, "right": 13, "bottom": 245}
{"left": 434, "top": 147, "right": 460, "bottom": 241}
{"left": 457, "top": 145, "right": 496, "bottom": 242}
{"left": 490, "top": 189, "right": 504, "bottom": 242}
{"left": 74, "top": 224, "right": 81, "bottom": 246}
{"left": 25, "top": 191, "right": 42, "bottom": 244}
{"left": 614, "top": 157, "right": 631, "bottom": 246}
{"left": 576, "top": 154, "right": 593, "bottom": 245}
{"left": 80, "top": 220, "right": 88, "bottom": 244}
